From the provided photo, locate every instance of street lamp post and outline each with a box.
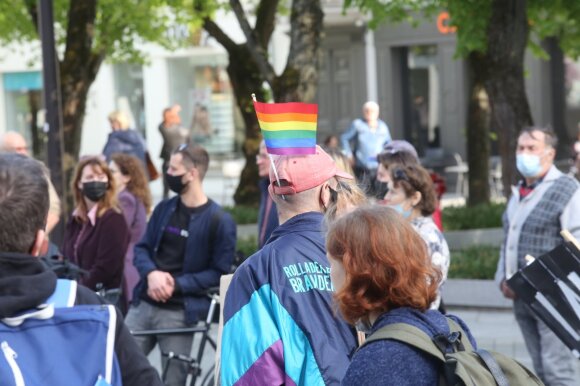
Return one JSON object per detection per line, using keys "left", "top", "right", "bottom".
{"left": 38, "top": 0, "right": 66, "bottom": 243}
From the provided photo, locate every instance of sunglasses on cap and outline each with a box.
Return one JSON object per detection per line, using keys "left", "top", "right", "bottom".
{"left": 175, "top": 143, "right": 198, "bottom": 167}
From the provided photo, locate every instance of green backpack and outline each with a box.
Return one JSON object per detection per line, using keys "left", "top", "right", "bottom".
{"left": 362, "top": 317, "right": 544, "bottom": 386}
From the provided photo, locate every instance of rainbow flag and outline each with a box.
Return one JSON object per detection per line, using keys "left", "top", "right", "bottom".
{"left": 254, "top": 101, "right": 317, "bottom": 155}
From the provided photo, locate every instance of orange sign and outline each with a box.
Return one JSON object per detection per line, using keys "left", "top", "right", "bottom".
{"left": 437, "top": 11, "right": 457, "bottom": 34}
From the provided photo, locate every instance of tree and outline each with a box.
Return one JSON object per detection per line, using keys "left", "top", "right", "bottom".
{"left": 196, "top": 0, "right": 323, "bottom": 205}
{"left": 0, "top": 0, "right": 193, "bottom": 200}
{"left": 348, "top": 0, "right": 580, "bottom": 203}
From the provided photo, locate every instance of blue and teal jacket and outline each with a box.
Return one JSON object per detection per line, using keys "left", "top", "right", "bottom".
{"left": 221, "top": 212, "right": 357, "bottom": 386}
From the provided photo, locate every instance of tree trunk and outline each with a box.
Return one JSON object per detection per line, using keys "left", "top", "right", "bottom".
{"left": 272, "top": 0, "right": 323, "bottom": 102}
{"left": 466, "top": 53, "right": 491, "bottom": 206}
{"left": 483, "top": 0, "right": 533, "bottom": 196}
{"left": 226, "top": 45, "right": 267, "bottom": 206}
{"left": 28, "top": 90, "right": 43, "bottom": 160}
{"left": 545, "top": 36, "right": 570, "bottom": 159}
{"left": 58, "top": 0, "right": 103, "bottom": 210}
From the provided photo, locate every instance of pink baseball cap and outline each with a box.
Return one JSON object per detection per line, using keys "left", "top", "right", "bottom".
{"left": 269, "top": 145, "right": 354, "bottom": 195}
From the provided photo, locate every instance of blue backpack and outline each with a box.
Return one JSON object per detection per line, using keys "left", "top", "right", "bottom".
{"left": 0, "top": 279, "right": 122, "bottom": 386}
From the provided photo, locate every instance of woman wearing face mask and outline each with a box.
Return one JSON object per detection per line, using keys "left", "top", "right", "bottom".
{"left": 62, "top": 156, "right": 130, "bottom": 292}
{"left": 383, "top": 163, "right": 450, "bottom": 310}
{"left": 109, "top": 153, "right": 152, "bottom": 313}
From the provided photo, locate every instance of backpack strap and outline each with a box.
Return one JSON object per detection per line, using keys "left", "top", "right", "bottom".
{"left": 45, "top": 279, "right": 78, "bottom": 308}
{"left": 446, "top": 317, "right": 474, "bottom": 351}
{"left": 476, "top": 349, "right": 510, "bottom": 386}
{"left": 362, "top": 323, "right": 445, "bottom": 362}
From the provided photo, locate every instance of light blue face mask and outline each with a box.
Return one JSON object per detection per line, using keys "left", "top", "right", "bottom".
{"left": 516, "top": 153, "right": 542, "bottom": 178}
{"left": 388, "top": 203, "right": 412, "bottom": 219}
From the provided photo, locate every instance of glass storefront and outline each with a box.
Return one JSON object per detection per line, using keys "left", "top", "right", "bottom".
{"left": 3, "top": 71, "right": 44, "bottom": 157}
{"left": 167, "top": 55, "right": 236, "bottom": 154}
{"left": 402, "top": 45, "right": 440, "bottom": 156}
{"left": 113, "top": 64, "right": 146, "bottom": 137}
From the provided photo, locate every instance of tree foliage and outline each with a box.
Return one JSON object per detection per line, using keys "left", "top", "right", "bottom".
{"left": 0, "top": 0, "right": 195, "bottom": 63}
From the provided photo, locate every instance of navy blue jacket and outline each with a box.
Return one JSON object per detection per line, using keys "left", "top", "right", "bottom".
{"left": 102, "top": 130, "right": 147, "bottom": 171}
{"left": 221, "top": 212, "right": 357, "bottom": 385}
{"left": 342, "top": 308, "right": 477, "bottom": 386}
{"left": 132, "top": 197, "right": 236, "bottom": 324}
{"left": 257, "top": 178, "right": 279, "bottom": 248}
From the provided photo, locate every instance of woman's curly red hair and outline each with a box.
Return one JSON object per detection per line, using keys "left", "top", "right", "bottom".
{"left": 326, "top": 205, "right": 441, "bottom": 325}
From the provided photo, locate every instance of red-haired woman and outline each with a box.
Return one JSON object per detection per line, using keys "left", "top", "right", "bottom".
{"left": 62, "top": 157, "right": 130, "bottom": 293}
{"left": 326, "top": 206, "right": 475, "bottom": 385}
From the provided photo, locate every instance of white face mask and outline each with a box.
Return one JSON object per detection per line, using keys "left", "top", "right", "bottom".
{"left": 516, "top": 153, "right": 542, "bottom": 178}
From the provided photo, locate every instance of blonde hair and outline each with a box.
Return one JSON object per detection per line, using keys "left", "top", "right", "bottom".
{"left": 108, "top": 111, "right": 130, "bottom": 130}
{"left": 325, "top": 177, "right": 368, "bottom": 223}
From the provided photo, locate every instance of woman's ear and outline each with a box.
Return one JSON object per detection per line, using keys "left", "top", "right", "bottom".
{"left": 410, "top": 191, "right": 422, "bottom": 207}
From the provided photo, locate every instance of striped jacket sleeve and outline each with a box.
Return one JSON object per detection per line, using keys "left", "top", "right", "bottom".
{"left": 220, "top": 263, "right": 324, "bottom": 386}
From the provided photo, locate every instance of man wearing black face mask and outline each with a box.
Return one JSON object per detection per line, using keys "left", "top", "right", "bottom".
{"left": 125, "top": 143, "right": 236, "bottom": 386}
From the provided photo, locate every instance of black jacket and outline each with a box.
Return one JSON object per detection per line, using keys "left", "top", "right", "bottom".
{"left": 0, "top": 252, "right": 162, "bottom": 386}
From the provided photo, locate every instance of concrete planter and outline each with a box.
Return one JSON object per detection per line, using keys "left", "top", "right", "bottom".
{"left": 442, "top": 279, "right": 512, "bottom": 309}
{"left": 444, "top": 227, "right": 503, "bottom": 250}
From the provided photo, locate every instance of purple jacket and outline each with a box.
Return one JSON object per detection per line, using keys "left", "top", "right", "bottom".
{"left": 62, "top": 208, "right": 130, "bottom": 290}
{"left": 118, "top": 189, "right": 147, "bottom": 305}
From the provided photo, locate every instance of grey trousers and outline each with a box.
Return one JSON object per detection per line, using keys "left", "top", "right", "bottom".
{"left": 513, "top": 299, "right": 579, "bottom": 386}
{"left": 126, "top": 302, "right": 194, "bottom": 386}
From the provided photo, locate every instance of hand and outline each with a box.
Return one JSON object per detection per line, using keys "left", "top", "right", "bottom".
{"left": 500, "top": 280, "right": 517, "bottom": 300}
{"left": 147, "top": 271, "right": 175, "bottom": 302}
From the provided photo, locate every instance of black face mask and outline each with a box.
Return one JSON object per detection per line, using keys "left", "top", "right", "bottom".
{"left": 375, "top": 182, "right": 389, "bottom": 200}
{"left": 82, "top": 181, "right": 108, "bottom": 202}
{"left": 165, "top": 172, "right": 188, "bottom": 194}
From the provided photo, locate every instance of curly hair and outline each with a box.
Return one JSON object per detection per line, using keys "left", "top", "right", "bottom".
{"left": 111, "top": 153, "right": 152, "bottom": 214}
{"left": 72, "top": 156, "right": 119, "bottom": 222}
{"left": 389, "top": 163, "right": 437, "bottom": 216}
{"left": 326, "top": 205, "right": 441, "bottom": 325}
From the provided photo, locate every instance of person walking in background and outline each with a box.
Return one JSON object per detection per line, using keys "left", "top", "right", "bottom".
{"left": 125, "top": 143, "right": 236, "bottom": 386}
{"left": 0, "top": 131, "right": 61, "bottom": 240}
{"left": 62, "top": 156, "right": 130, "bottom": 294}
{"left": 221, "top": 146, "right": 357, "bottom": 386}
{"left": 109, "top": 153, "right": 152, "bottom": 314}
{"left": 159, "top": 105, "right": 191, "bottom": 199}
{"left": 495, "top": 126, "right": 580, "bottom": 385}
{"left": 326, "top": 206, "right": 475, "bottom": 386}
{"left": 341, "top": 101, "right": 391, "bottom": 196}
{"left": 382, "top": 163, "right": 450, "bottom": 311}
{"left": 103, "top": 111, "right": 148, "bottom": 174}
{"left": 256, "top": 140, "right": 278, "bottom": 248}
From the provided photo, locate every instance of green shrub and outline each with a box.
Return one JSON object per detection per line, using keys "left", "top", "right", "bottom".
{"left": 442, "top": 203, "right": 506, "bottom": 231}
{"left": 224, "top": 205, "right": 259, "bottom": 225}
{"left": 448, "top": 245, "right": 500, "bottom": 280}
{"left": 237, "top": 235, "right": 258, "bottom": 258}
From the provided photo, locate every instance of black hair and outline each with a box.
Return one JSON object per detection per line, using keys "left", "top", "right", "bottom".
{"left": 0, "top": 154, "right": 49, "bottom": 252}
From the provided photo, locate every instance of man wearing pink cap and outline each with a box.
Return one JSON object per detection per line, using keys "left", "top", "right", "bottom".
{"left": 221, "top": 146, "right": 358, "bottom": 385}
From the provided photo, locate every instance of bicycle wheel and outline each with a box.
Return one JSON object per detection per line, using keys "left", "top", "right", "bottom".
{"left": 199, "top": 364, "right": 215, "bottom": 386}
